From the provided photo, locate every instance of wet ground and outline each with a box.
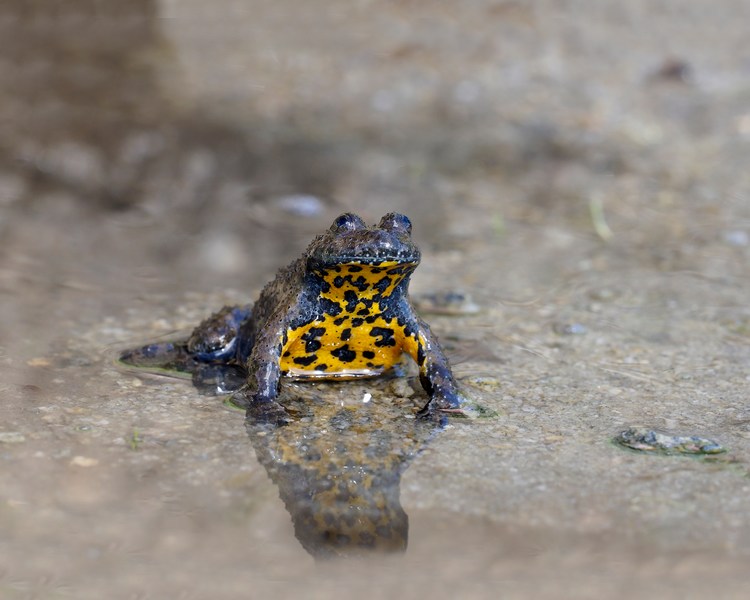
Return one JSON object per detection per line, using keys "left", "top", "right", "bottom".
{"left": 2, "top": 1, "right": 750, "bottom": 598}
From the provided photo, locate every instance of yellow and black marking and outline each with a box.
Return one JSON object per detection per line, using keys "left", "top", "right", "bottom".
{"left": 279, "top": 261, "right": 422, "bottom": 379}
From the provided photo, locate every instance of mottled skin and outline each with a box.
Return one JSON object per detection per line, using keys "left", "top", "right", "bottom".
{"left": 121, "top": 213, "right": 463, "bottom": 420}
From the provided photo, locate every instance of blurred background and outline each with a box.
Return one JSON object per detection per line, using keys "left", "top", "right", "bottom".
{"left": 2, "top": 1, "right": 750, "bottom": 598}
{"left": 3, "top": 1, "right": 749, "bottom": 316}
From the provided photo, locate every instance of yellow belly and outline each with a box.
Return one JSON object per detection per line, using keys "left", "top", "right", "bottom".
{"left": 280, "top": 314, "right": 409, "bottom": 379}
{"left": 280, "top": 260, "right": 422, "bottom": 380}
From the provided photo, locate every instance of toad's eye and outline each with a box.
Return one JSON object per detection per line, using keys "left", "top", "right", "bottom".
{"left": 330, "top": 213, "right": 366, "bottom": 233}
{"left": 378, "top": 213, "right": 412, "bottom": 236}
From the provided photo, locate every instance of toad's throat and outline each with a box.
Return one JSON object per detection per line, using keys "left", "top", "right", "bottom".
{"left": 313, "top": 260, "right": 418, "bottom": 300}
{"left": 280, "top": 261, "right": 419, "bottom": 377}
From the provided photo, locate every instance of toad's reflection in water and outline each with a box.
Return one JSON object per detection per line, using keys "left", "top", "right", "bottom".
{"left": 119, "top": 344, "right": 442, "bottom": 558}
{"left": 246, "top": 384, "right": 443, "bottom": 559}
{"left": 120, "top": 342, "right": 444, "bottom": 558}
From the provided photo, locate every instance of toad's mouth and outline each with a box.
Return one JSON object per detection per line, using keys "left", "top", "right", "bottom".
{"left": 336, "top": 256, "right": 419, "bottom": 267}
{"left": 309, "top": 253, "right": 420, "bottom": 270}
{"left": 339, "top": 245, "right": 420, "bottom": 262}
{"left": 307, "top": 232, "right": 421, "bottom": 269}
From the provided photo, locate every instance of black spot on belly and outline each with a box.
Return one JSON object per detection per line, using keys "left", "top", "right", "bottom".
{"left": 344, "top": 290, "right": 359, "bottom": 312}
{"left": 374, "top": 276, "right": 392, "bottom": 294}
{"left": 333, "top": 316, "right": 347, "bottom": 326}
{"left": 320, "top": 298, "right": 343, "bottom": 317}
{"left": 335, "top": 274, "right": 369, "bottom": 292}
{"left": 294, "top": 354, "right": 318, "bottom": 366}
{"left": 347, "top": 265, "right": 363, "bottom": 273}
{"left": 370, "top": 327, "right": 396, "bottom": 347}
{"left": 302, "top": 327, "right": 326, "bottom": 352}
{"left": 315, "top": 363, "right": 328, "bottom": 371}
{"left": 351, "top": 276, "right": 368, "bottom": 292}
{"left": 351, "top": 318, "right": 364, "bottom": 327}
{"left": 357, "top": 308, "right": 370, "bottom": 316}
{"left": 341, "top": 328, "right": 352, "bottom": 341}
{"left": 362, "top": 350, "right": 375, "bottom": 359}
{"left": 331, "top": 344, "right": 356, "bottom": 363}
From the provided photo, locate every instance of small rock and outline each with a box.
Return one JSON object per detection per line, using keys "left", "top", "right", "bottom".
{"left": 588, "top": 288, "right": 618, "bottom": 302}
{"left": 389, "top": 377, "right": 414, "bottom": 399}
{"left": 723, "top": 230, "right": 749, "bottom": 247}
{"left": 273, "top": 194, "right": 325, "bottom": 217}
{"left": 413, "top": 291, "right": 480, "bottom": 316}
{"left": 553, "top": 322, "right": 587, "bottom": 335}
{"left": 466, "top": 376, "right": 501, "bottom": 391}
{"left": 614, "top": 426, "right": 725, "bottom": 455}
{"left": 26, "top": 357, "right": 51, "bottom": 367}
{"left": 649, "top": 58, "right": 694, "bottom": 84}
{"left": 70, "top": 456, "right": 99, "bottom": 467}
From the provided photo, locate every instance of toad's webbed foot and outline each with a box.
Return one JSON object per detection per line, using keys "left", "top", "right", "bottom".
{"left": 416, "top": 388, "right": 468, "bottom": 420}
{"left": 232, "top": 384, "right": 290, "bottom": 427}
{"left": 245, "top": 399, "right": 291, "bottom": 427}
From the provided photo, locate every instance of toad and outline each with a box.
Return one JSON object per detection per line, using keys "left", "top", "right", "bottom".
{"left": 121, "top": 213, "right": 464, "bottom": 420}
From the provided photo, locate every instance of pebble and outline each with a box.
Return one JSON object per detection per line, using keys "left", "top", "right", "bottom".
{"left": 273, "top": 194, "right": 325, "bottom": 217}
{"left": 70, "top": 456, "right": 99, "bottom": 467}
{"left": 614, "top": 426, "right": 725, "bottom": 455}
{"left": 723, "top": 230, "right": 749, "bottom": 247}
{"left": 26, "top": 357, "right": 51, "bottom": 367}
{"left": 553, "top": 322, "right": 587, "bottom": 335}
{"left": 413, "top": 291, "right": 480, "bottom": 316}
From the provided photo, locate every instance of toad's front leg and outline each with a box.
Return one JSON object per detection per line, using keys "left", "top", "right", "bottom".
{"left": 232, "top": 322, "right": 290, "bottom": 425}
{"left": 399, "top": 305, "right": 465, "bottom": 416}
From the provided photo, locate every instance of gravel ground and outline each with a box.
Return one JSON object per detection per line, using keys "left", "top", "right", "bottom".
{"left": 2, "top": 1, "right": 750, "bottom": 598}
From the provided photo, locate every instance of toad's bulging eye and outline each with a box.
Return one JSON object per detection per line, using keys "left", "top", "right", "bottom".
{"left": 331, "top": 213, "right": 366, "bottom": 233}
{"left": 378, "top": 213, "right": 412, "bottom": 236}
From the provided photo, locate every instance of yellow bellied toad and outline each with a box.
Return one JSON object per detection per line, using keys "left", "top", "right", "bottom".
{"left": 121, "top": 213, "right": 464, "bottom": 420}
